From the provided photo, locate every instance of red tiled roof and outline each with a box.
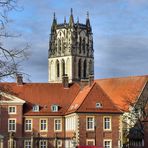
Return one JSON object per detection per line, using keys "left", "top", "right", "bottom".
{"left": 0, "top": 75, "right": 147, "bottom": 115}
{"left": 95, "top": 75, "right": 148, "bottom": 111}
{"left": 0, "top": 83, "right": 80, "bottom": 115}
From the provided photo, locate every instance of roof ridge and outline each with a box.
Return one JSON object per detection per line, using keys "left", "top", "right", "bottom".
{"left": 64, "top": 85, "right": 81, "bottom": 114}
{"left": 65, "top": 82, "right": 96, "bottom": 114}
{"left": 95, "top": 75, "right": 148, "bottom": 81}
{"left": 75, "top": 82, "right": 97, "bottom": 112}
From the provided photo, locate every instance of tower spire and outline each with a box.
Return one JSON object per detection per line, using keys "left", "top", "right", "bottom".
{"left": 53, "top": 12, "right": 56, "bottom": 20}
{"left": 51, "top": 12, "right": 57, "bottom": 32}
{"left": 87, "top": 11, "right": 89, "bottom": 19}
{"left": 77, "top": 17, "right": 79, "bottom": 23}
{"left": 64, "top": 16, "right": 66, "bottom": 24}
{"left": 86, "top": 11, "right": 91, "bottom": 30}
{"left": 71, "top": 8, "right": 73, "bottom": 15}
{"left": 69, "top": 8, "right": 74, "bottom": 27}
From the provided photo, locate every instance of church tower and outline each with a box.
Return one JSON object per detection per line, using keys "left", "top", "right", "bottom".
{"left": 48, "top": 9, "right": 94, "bottom": 83}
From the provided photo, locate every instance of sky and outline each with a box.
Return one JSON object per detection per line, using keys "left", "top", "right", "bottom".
{"left": 5, "top": 0, "right": 148, "bottom": 82}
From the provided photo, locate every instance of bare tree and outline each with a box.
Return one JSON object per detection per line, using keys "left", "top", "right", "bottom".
{"left": 0, "top": 0, "right": 29, "bottom": 81}
{"left": 121, "top": 87, "right": 148, "bottom": 147}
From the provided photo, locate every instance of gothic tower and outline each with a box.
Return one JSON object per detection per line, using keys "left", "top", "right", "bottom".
{"left": 48, "top": 9, "right": 94, "bottom": 83}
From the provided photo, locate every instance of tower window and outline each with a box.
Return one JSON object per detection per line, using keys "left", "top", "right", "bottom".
{"left": 83, "top": 60, "right": 87, "bottom": 78}
{"left": 56, "top": 60, "right": 60, "bottom": 77}
{"left": 78, "top": 59, "right": 81, "bottom": 78}
{"left": 62, "top": 60, "right": 65, "bottom": 76}
{"left": 83, "top": 38, "right": 85, "bottom": 54}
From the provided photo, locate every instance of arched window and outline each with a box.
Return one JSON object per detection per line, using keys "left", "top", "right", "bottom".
{"left": 83, "top": 60, "right": 87, "bottom": 78}
{"left": 83, "top": 38, "right": 85, "bottom": 54}
{"left": 61, "top": 59, "right": 65, "bottom": 76}
{"left": 78, "top": 59, "right": 81, "bottom": 78}
{"left": 56, "top": 60, "right": 60, "bottom": 77}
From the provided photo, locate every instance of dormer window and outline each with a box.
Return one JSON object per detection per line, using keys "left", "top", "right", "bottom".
{"left": 32, "top": 105, "right": 39, "bottom": 112}
{"left": 51, "top": 105, "right": 58, "bottom": 112}
{"left": 96, "top": 102, "right": 102, "bottom": 108}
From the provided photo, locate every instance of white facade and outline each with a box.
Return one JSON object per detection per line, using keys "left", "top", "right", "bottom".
{"left": 65, "top": 114, "right": 77, "bottom": 131}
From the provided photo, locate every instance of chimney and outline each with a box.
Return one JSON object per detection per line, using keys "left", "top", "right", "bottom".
{"left": 89, "top": 75, "right": 94, "bottom": 86}
{"left": 62, "top": 74, "right": 69, "bottom": 88}
{"left": 16, "top": 74, "right": 23, "bottom": 85}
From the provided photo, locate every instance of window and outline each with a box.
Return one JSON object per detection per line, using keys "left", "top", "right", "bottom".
{"left": 39, "top": 140, "right": 48, "bottom": 148}
{"left": 32, "top": 105, "right": 39, "bottom": 112}
{"left": 104, "top": 140, "right": 112, "bottom": 148}
{"left": 24, "top": 140, "right": 31, "bottom": 148}
{"left": 56, "top": 60, "right": 60, "bottom": 77}
{"left": 40, "top": 119, "right": 48, "bottom": 131}
{"left": 86, "top": 139, "right": 95, "bottom": 146}
{"left": 57, "top": 140, "right": 62, "bottom": 147}
{"left": 78, "top": 59, "right": 81, "bottom": 78}
{"left": 83, "top": 38, "right": 85, "bottom": 54}
{"left": 8, "top": 140, "right": 16, "bottom": 148}
{"left": 65, "top": 140, "right": 73, "bottom": 148}
{"left": 83, "top": 60, "right": 87, "bottom": 78}
{"left": 104, "top": 117, "right": 111, "bottom": 130}
{"left": 54, "top": 119, "right": 62, "bottom": 131}
{"left": 96, "top": 103, "right": 102, "bottom": 108}
{"left": 65, "top": 116, "right": 76, "bottom": 131}
{"left": 51, "top": 105, "right": 58, "bottom": 112}
{"left": 86, "top": 116, "right": 94, "bottom": 130}
{"left": 25, "top": 119, "right": 32, "bottom": 132}
{"left": 62, "top": 60, "right": 65, "bottom": 76}
{"left": 8, "top": 119, "right": 16, "bottom": 132}
{"left": 8, "top": 106, "right": 16, "bottom": 114}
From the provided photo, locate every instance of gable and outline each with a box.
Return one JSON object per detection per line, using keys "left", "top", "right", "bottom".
{"left": 0, "top": 92, "right": 25, "bottom": 105}
{"left": 77, "top": 83, "right": 121, "bottom": 113}
{"left": 66, "top": 83, "right": 121, "bottom": 114}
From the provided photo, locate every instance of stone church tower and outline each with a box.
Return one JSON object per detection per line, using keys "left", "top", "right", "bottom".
{"left": 48, "top": 9, "right": 94, "bottom": 83}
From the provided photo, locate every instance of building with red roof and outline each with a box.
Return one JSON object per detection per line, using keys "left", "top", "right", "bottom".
{"left": 0, "top": 9, "right": 148, "bottom": 148}
{"left": 0, "top": 75, "right": 147, "bottom": 148}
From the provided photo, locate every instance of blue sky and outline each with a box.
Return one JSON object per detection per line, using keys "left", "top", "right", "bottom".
{"left": 5, "top": 0, "right": 148, "bottom": 82}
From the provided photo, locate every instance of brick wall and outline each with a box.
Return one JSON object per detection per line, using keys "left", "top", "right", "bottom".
{"left": 78, "top": 113, "right": 120, "bottom": 147}
{"left": 0, "top": 104, "right": 23, "bottom": 147}
{"left": 0, "top": 105, "right": 121, "bottom": 148}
